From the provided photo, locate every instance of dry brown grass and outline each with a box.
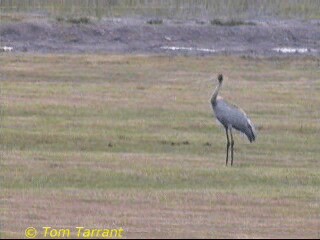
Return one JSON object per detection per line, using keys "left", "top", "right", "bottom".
{"left": 3, "top": 188, "right": 319, "bottom": 238}
{"left": 0, "top": 54, "right": 319, "bottom": 238}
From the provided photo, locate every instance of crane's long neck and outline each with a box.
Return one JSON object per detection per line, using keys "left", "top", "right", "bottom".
{"left": 210, "top": 81, "right": 222, "bottom": 105}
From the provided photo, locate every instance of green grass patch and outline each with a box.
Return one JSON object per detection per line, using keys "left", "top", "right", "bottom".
{"left": 1, "top": 54, "right": 319, "bottom": 238}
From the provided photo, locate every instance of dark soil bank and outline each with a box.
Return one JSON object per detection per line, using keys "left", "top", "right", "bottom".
{"left": 1, "top": 18, "right": 319, "bottom": 56}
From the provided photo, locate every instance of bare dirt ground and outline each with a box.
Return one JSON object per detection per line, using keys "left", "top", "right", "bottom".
{"left": 1, "top": 17, "right": 320, "bottom": 56}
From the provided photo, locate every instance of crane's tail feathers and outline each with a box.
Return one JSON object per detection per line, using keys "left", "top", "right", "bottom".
{"left": 246, "top": 119, "right": 256, "bottom": 143}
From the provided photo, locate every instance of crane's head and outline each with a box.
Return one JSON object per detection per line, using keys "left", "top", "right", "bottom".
{"left": 218, "top": 74, "right": 223, "bottom": 83}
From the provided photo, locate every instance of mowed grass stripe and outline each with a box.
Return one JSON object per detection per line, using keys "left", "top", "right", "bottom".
{"left": 1, "top": 54, "right": 319, "bottom": 238}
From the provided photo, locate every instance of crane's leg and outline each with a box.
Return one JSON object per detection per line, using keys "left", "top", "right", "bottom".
{"left": 225, "top": 128, "right": 230, "bottom": 166}
{"left": 230, "top": 128, "right": 234, "bottom": 166}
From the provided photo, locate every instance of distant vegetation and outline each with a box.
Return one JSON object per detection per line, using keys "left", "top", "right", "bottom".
{"left": 0, "top": 0, "right": 319, "bottom": 20}
{"left": 146, "top": 18, "right": 163, "bottom": 25}
{"left": 56, "top": 16, "right": 91, "bottom": 24}
{"left": 210, "top": 19, "right": 256, "bottom": 26}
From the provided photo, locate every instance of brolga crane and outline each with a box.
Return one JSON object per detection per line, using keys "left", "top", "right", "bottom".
{"left": 210, "top": 74, "right": 256, "bottom": 166}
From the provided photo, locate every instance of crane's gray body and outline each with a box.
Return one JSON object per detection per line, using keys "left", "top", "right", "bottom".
{"left": 212, "top": 97, "right": 256, "bottom": 142}
{"left": 210, "top": 74, "right": 256, "bottom": 166}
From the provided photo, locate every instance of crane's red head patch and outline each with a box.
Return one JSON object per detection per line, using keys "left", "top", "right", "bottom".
{"left": 218, "top": 74, "right": 223, "bottom": 83}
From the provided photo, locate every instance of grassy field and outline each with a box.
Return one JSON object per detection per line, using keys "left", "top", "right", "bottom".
{"left": 0, "top": 54, "right": 319, "bottom": 238}
{"left": 1, "top": 0, "right": 320, "bottom": 20}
